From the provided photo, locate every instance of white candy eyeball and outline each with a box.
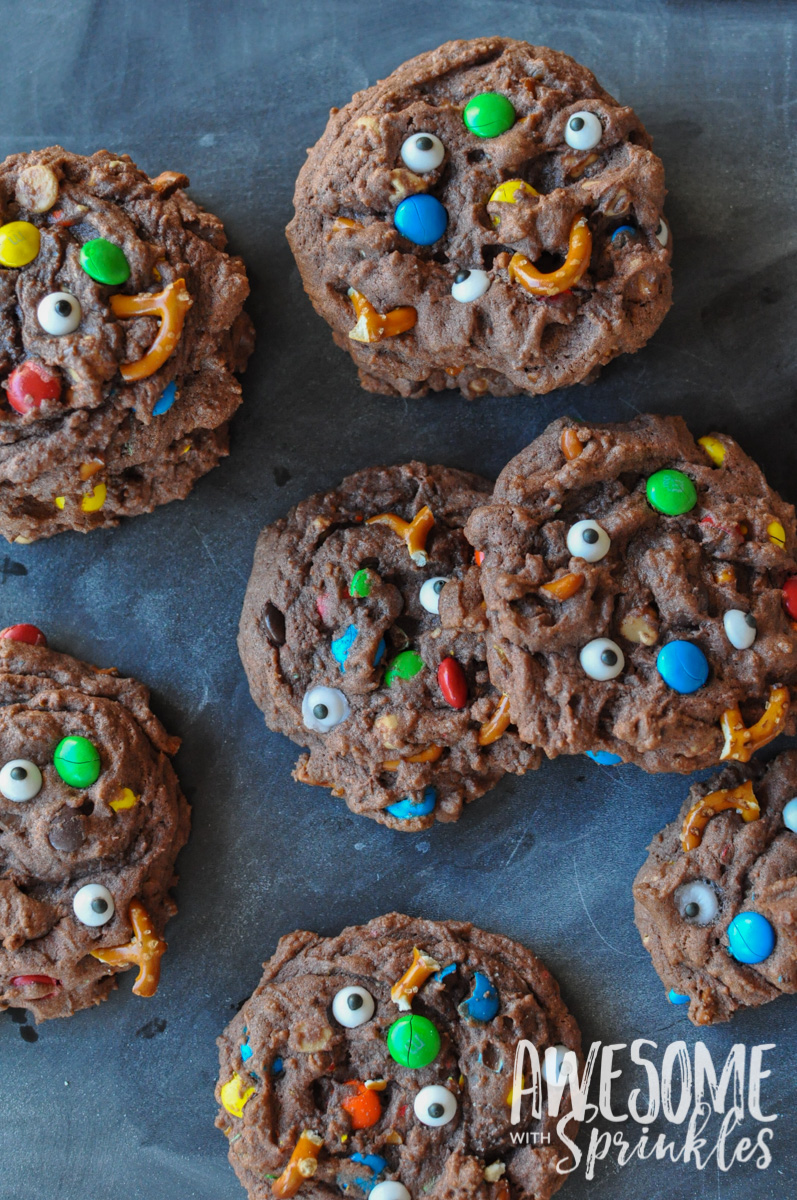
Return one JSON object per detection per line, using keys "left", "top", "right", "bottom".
{"left": 580, "top": 638, "right": 624, "bottom": 681}
{"left": 566, "top": 519, "right": 611, "bottom": 563}
{"left": 332, "top": 985, "right": 375, "bottom": 1028}
{"left": 564, "top": 111, "right": 603, "bottom": 151}
{"left": 783, "top": 798, "right": 797, "bottom": 833}
{"left": 655, "top": 218, "right": 669, "bottom": 246}
{"left": 0, "top": 759, "right": 43, "bottom": 802}
{"left": 542, "top": 1043, "right": 576, "bottom": 1086}
{"left": 675, "top": 880, "right": 719, "bottom": 926}
{"left": 451, "top": 268, "right": 491, "bottom": 303}
{"left": 401, "top": 132, "right": 445, "bottom": 173}
{"left": 73, "top": 883, "right": 115, "bottom": 927}
{"left": 414, "top": 1084, "right": 458, "bottom": 1127}
{"left": 302, "top": 685, "right": 351, "bottom": 733}
{"left": 370, "top": 1183, "right": 412, "bottom": 1200}
{"left": 37, "top": 291, "right": 82, "bottom": 335}
{"left": 419, "top": 576, "right": 450, "bottom": 614}
{"left": 723, "top": 610, "right": 757, "bottom": 650}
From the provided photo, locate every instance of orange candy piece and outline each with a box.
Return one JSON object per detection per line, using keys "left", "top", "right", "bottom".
{"left": 720, "top": 686, "right": 790, "bottom": 763}
{"left": 540, "top": 572, "right": 584, "bottom": 601}
{"left": 110, "top": 279, "right": 192, "bottom": 381}
{"left": 341, "top": 1081, "right": 382, "bottom": 1129}
{"left": 560, "top": 428, "right": 584, "bottom": 461}
{"left": 509, "top": 216, "right": 592, "bottom": 297}
{"left": 367, "top": 505, "right": 435, "bottom": 565}
{"left": 681, "top": 779, "right": 760, "bottom": 851}
{"left": 90, "top": 900, "right": 166, "bottom": 997}
{"left": 478, "top": 694, "right": 511, "bottom": 746}
{"left": 271, "top": 1130, "right": 324, "bottom": 1199}
{"left": 347, "top": 287, "right": 417, "bottom": 344}
{"left": 382, "top": 744, "right": 443, "bottom": 770}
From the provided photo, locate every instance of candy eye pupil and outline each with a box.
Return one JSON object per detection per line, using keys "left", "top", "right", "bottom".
{"left": 313, "top": 703, "right": 329, "bottom": 720}
{"left": 583, "top": 529, "right": 599, "bottom": 544}
{"left": 347, "top": 993, "right": 363, "bottom": 1010}
{"left": 601, "top": 650, "right": 617, "bottom": 666}
{"left": 433, "top": 580, "right": 445, "bottom": 594}
{"left": 10, "top": 767, "right": 26, "bottom": 781}
{"left": 91, "top": 898, "right": 108, "bottom": 914}
{"left": 455, "top": 270, "right": 470, "bottom": 284}
{"left": 570, "top": 117, "right": 585, "bottom": 131}
{"left": 684, "top": 902, "right": 699, "bottom": 919}
{"left": 428, "top": 1103, "right": 444, "bottom": 1118}
{"left": 416, "top": 136, "right": 433, "bottom": 151}
{"left": 745, "top": 614, "right": 756, "bottom": 628}
{"left": 55, "top": 300, "right": 72, "bottom": 317}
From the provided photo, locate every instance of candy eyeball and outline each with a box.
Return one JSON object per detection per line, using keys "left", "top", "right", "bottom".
{"left": 566, "top": 519, "right": 611, "bottom": 563}
{"left": 655, "top": 218, "right": 669, "bottom": 246}
{"left": 301, "top": 686, "right": 351, "bottom": 733}
{"left": 564, "top": 111, "right": 603, "bottom": 151}
{"left": 37, "top": 291, "right": 82, "bottom": 335}
{"left": 332, "top": 985, "right": 375, "bottom": 1028}
{"left": 451, "top": 268, "right": 491, "bottom": 303}
{"left": 370, "top": 1183, "right": 412, "bottom": 1200}
{"left": 72, "top": 883, "right": 115, "bottom": 927}
{"left": 419, "top": 576, "right": 450, "bottom": 614}
{"left": 783, "top": 798, "right": 797, "bottom": 833}
{"left": 675, "top": 880, "right": 719, "bottom": 926}
{"left": 579, "top": 638, "right": 624, "bottom": 681}
{"left": 401, "top": 132, "right": 445, "bottom": 173}
{"left": 414, "top": 1084, "right": 458, "bottom": 1127}
{"left": 723, "top": 610, "right": 757, "bottom": 650}
{"left": 542, "top": 1043, "right": 576, "bottom": 1086}
{"left": 0, "top": 759, "right": 43, "bottom": 802}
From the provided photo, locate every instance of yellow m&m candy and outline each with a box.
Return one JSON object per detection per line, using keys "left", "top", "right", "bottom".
{"left": 488, "top": 180, "right": 538, "bottom": 227}
{"left": 0, "top": 220, "right": 40, "bottom": 268}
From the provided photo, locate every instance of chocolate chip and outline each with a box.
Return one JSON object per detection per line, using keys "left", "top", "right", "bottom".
{"left": 48, "top": 811, "right": 85, "bottom": 852}
{"left": 264, "top": 602, "right": 286, "bottom": 646}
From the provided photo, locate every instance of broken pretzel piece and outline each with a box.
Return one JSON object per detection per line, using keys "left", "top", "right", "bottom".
{"left": 681, "top": 779, "right": 760, "bottom": 851}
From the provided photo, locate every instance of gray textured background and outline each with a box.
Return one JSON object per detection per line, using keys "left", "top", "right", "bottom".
{"left": 1, "top": 1, "right": 795, "bottom": 1197}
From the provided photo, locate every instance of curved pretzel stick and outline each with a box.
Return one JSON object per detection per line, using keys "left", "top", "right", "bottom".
{"left": 478, "top": 694, "right": 512, "bottom": 746}
{"left": 110, "top": 279, "right": 192, "bottom": 381}
{"left": 272, "top": 1130, "right": 324, "bottom": 1199}
{"left": 90, "top": 900, "right": 166, "bottom": 997}
{"left": 367, "top": 505, "right": 435, "bottom": 565}
{"left": 509, "top": 216, "right": 592, "bottom": 297}
{"left": 391, "top": 946, "right": 441, "bottom": 1010}
{"left": 681, "top": 779, "right": 760, "bottom": 851}
{"left": 720, "top": 686, "right": 790, "bottom": 763}
{"left": 540, "top": 572, "right": 584, "bottom": 600}
{"left": 348, "top": 287, "right": 416, "bottom": 344}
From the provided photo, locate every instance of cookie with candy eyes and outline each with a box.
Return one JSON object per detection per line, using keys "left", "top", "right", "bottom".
{"left": 465, "top": 414, "right": 797, "bottom": 772}
{"left": 215, "top": 912, "right": 582, "bottom": 1200}
{"left": 0, "top": 630, "right": 189, "bottom": 1020}
{"left": 0, "top": 145, "right": 254, "bottom": 543}
{"left": 286, "top": 36, "right": 671, "bottom": 401}
{"left": 633, "top": 750, "right": 797, "bottom": 1025}
{"left": 238, "top": 462, "right": 540, "bottom": 831}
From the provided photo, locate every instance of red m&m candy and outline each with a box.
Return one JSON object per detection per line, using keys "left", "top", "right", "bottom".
{"left": 0, "top": 624, "right": 47, "bottom": 646}
{"left": 783, "top": 577, "right": 797, "bottom": 621}
{"left": 438, "top": 656, "right": 468, "bottom": 709}
{"left": 6, "top": 360, "right": 61, "bottom": 415}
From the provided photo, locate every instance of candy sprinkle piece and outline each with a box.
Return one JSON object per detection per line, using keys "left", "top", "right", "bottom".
{"left": 680, "top": 779, "right": 760, "bottom": 851}
{"left": 272, "top": 1130, "right": 324, "bottom": 1199}
{"left": 391, "top": 946, "right": 441, "bottom": 1011}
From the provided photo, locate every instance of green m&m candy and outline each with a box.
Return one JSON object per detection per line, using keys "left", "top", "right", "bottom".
{"left": 384, "top": 649, "right": 424, "bottom": 687}
{"left": 350, "top": 569, "right": 373, "bottom": 598}
{"left": 463, "top": 92, "right": 516, "bottom": 139}
{"left": 79, "top": 238, "right": 131, "bottom": 286}
{"left": 387, "top": 1013, "right": 441, "bottom": 1069}
{"left": 53, "top": 735, "right": 101, "bottom": 788}
{"left": 646, "top": 469, "right": 697, "bottom": 516}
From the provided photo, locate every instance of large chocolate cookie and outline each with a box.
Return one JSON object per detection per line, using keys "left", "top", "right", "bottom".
{"left": 287, "top": 37, "right": 671, "bottom": 400}
{"left": 0, "top": 627, "right": 190, "bottom": 1020}
{"left": 0, "top": 146, "right": 253, "bottom": 542}
{"left": 216, "top": 912, "right": 581, "bottom": 1200}
{"left": 238, "top": 463, "right": 539, "bottom": 830}
{"left": 634, "top": 750, "right": 797, "bottom": 1025}
{"left": 465, "top": 415, "right": 797, "bottom": 772}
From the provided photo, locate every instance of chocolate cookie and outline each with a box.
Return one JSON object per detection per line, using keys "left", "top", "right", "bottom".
{"left": 0, "top": 626, "right": 190, "bottom": 1020}
{"left": 465, "top": 415, "right": 797, "bottom": 772}
{"left": 0, "top": 146, "right": 254, "bottom": 542}
{"left": 634, "top": 750, "right": 797, "bottom": 1025}
{"left": 238, "top": 463, "right": 539, "bottom": 830}
{"left": 287, "top": 36, "right": 671, "bottom": 401}
{"left": 216, "top": 912, "right": 581, "bottom": 1200}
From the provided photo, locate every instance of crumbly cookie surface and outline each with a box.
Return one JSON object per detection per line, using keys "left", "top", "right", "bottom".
{"left": 238, "top": 463, "right": 539, "bottom": 830}
{"left": 0, "top": 635, "right": 189, "bottom": 1019}
{"left": 287, "top": 37, "right": 671, "bottom": 400}
{"left": 216, "top": 912, "right": 581, "bottom": 1200}
{"left": 465, "top": 415, "right": 797, "bottom": 771}
{"left": 0, "top": 146, "right": 253, "bottom": 541}
{"left": 634, "top": 750, "right": 797, "bottom": 1024}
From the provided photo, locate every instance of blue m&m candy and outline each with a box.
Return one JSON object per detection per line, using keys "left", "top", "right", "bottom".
{"left": 668, "top": 988, "right": 690, "bottom": 1006}
{"left": 153, "top": 381, "right": 177, "bottom": 415}
{"left": 727, "top": 912, "right": 775, "bottom": 964}
{"left": 394, "top": 194, "right": 448, "bottom": 246}
{"left": 331, "top": 624, "right": 384, "bottom": 671}
{"left": 656, "top": 640, "right": 709, "bottom": 694}
{"left": 586, "top": 750, "right": 624, "bottom": 766}
{"left": 386, "top": 786, "right": 437, "bottom": 820}
{"left": 458, "top": 971, "right": 500, "bottom": 1023}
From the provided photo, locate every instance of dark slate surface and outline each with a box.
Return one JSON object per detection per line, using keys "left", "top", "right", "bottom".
{"left": 0, "top": 1, "right": 795, "bottom": 1198}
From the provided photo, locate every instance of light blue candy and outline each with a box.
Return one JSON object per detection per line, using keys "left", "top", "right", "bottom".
{"left": 586, "top": 750, "right": 624, "bottom": 766}
{"left": 272, "top": 1057, "right": 284, "bottom": 1075}
{"left": 386, "top": 786, "right": 437, "bottom": 820}
{"left": 394, "top": 194, "right": 448, "bottom": 245}
{"left": 611, "top": 224, "right": 637, "bottom": 244}
{"left": 240, "top": 1040, "right": 253, "bottom": 1061}
{"left": 727, "top": 912, "right": 775, "bottom": 964}
{"left": 458, "top": 970, "right": 500, "bottom": 1023}
{"left": 656, "top": 640, "right": 709, "bottom": 694}
{"left": 331, "top": 624, "right": 384, "bottom": 671}
{"left": 434, "top": 963, "right": 457, "bottom": 982}
{"left": 783, "top": 797, "right": 797, "bottom": 832}
{"left": 153, "top": 380, "right": 177, "bottom": 415}
{"left": 351, "top": 1153, "right": 386, "bottom": 1175}
{"left": 668, "top": 989, "right": 690, "bottom": 1006}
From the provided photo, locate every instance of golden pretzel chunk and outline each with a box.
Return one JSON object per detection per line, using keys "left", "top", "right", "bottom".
{"left": 681, "top": 779, "right": 760, "bottom": 851}
{"left": 391, "top": 946, "right": 441, "bottom": 1011}
{"left": 478, "top": 694, "right": 511, "bottom": 746}
{"left": 272, "top": 1130, "right": 324, "bottom": 1199}
{"left": 347, "top": 287, "right": 417, "bottom": 343}
{"left": 720, "top": 686, "right": 790, "bottom": 763}
{"left": 509, "top": 216, "right": 592, "bottom": 297}
{"left": 90, "top": 899, "right": 167, "bottom": 997}
{"left": 110, "top": 279, "right": 193, "bottom": 380}
{"left": 540, "top": 572, "right": 584, "bottom": 601}
{"left": 367, "top": 505, "right": 435, "bottom": 565}
{"left": 382, "top": 744, "right": 443, "bottom": 770}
